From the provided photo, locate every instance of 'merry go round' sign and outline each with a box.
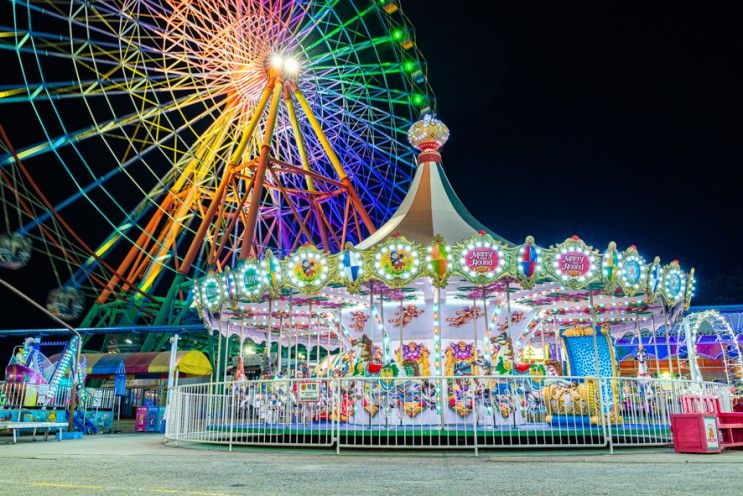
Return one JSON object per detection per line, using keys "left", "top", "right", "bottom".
{"left": 556, "top": 251, "right": 592, "bottom": 279}
{"left": 460, "top": 243, "right": 504, "bottom": 279}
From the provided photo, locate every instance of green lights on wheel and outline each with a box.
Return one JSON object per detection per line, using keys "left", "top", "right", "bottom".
{"left": 403, "top": 59, "right": 416, "bottom": 72}
{"left": 411, "top": 93, "right": 426, "bottom": 106}
{"left": 391, "top": 28, "right": 405, "bottom": 41}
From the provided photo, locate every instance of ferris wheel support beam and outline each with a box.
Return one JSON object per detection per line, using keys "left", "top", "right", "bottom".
{"left": 291, "top": 86, "right": 376, "bottom": 236}
{"left": 265, "top": 165, "right": 316, "bottom": 243}
{"left": 283, "top": 85, "right": 329, "bottom": 250}
{"left": 88, "top": 101, "right": 241, "bottom": 304}
{"left": 239, "top": 78, "right": 284, "bottom": 260}
{"left": 176, "top": 80, "right": 276, "bottom": 275}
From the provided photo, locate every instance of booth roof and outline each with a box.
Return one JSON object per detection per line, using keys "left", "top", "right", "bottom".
{"left": 51, "top": 350, "right": 212, "bottom": 377}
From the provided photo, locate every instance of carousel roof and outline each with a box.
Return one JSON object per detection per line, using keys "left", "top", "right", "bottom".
{"left": 357, "top": 114, "right": 506, "bottom": 249}
{"left": 357, "top": 159, "right": 508, "bottom": 249}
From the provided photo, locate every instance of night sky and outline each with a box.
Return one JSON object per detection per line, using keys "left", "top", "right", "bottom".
{"left": 0, "top": 1, "right": 742, "bottom": 354}
{"left": 402, "top": 1, "right": 742, "bottom": 304}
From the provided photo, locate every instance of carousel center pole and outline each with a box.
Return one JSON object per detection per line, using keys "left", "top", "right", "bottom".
{"left": 661, "top": 303, "right": 675, "bottom": 377}
{"left": 277, "top": 312, "right": 284, "bottom": 373}
{"left": 553, "top": 317, "right": 561, "bottom": 370}
{"left": 267, "top": 298, "right": 273, "bottom": 371}
{"left": 650, "top": 313, "right": 661, "bottom": 377}
{"left": 505, "top": 282, "right": 515, "bottom": 366}
{"left": 223, "top": 323, "right": 230, "bottom": 382}
{"left": 369, "top": 283, "right": 374, "bottom": 343}
{"left": 215, "top": 312, "right": 223, "bottom": 383}
{"left": 380, "top": 288, "right": 387, "bottom": 362}
{"left": 634, "top": 311, "right": 644, "bottom": 377}
{"left": 539, "top": 318, "right": 546, "bottom": 365}
{"left": 288, "top": 292, "right": 294, "bottom": 376}
{"left": 588, "top": 290, "right": 601, "bottom": 377}
{"left": 472, "top": 298, "right": 478, "bottom": 365}
{"left": 482, "top": 290, "right": 490, "bottom": 363}
{"left": 315, "top": 304, "right": 321, "bottom": 369}
{"left": 399, "top": 296, "right": 404, "bottom": 365}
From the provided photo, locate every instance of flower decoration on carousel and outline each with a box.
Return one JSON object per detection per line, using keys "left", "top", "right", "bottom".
{"left": 516, "top": 235, "right": 541, "bottom": 288}
{"left": 662, "top": 260, "right": 686, "bottom": 306}
{"left": 338, "top": 242, "right": 364, "bottom": 291}
{"left": 287, "top": 245, "right": 331, "bottom": 292}
{"left": 223, "top": 268, "right": 238, "bottom": 303}
{"left": 262, "top": 249, "right": 282, "bottom": 295}
{"left": 601, "top": 241, "right": 622, "bottom": 291}
{"left": 618, "top": 245, "right": 647, "bottom": 296}
{"left": 373, "top": 233, "right": 422, "bottom": 287}
{"left": 427, "top": 233, "right": 450, "bottom": 287}
{"left": 684, "top": 268, "right": 696, "bottom": 310}
{"left": 646, "top": 256, "right": 662, "bottom": 298}
{"left": 454, "top": 230, "right": 507, "bottom": 284}
{"left": 550, "top": 235, "right": 598, "bottom": 288}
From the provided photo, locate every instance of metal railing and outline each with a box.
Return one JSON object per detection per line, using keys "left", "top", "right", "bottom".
{"left": 164, "top": 375, "right": 734, "bottom": 453}
{"left": 0, "top": 381, "right": 115, "bottom": 411}
{"left": 166, "top": 379, "right": 337, "bottom": 450}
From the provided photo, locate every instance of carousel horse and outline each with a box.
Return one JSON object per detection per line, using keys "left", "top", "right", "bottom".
{"left": 442, "top": 341, "right": 479, "bottom": 417}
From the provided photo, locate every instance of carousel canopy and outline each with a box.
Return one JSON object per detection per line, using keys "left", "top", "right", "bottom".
{"left": 356, "top": 158, "right": 507, "bottom": 249}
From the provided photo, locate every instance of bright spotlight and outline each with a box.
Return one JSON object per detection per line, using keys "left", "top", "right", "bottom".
{"left": 284, "top": 58, "right": 300, "bottom": 73}
{"left": 270, "top": 54, "right": 283, "bottom": 68}
{"left": 244, "top": 345, "right": 256, "bottom": 356}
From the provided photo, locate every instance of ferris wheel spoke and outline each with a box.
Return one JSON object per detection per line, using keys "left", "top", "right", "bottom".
{"left": 14, "top": 100, "right": 223, "bottom": 239}
{"left": 1, "top": 87, "right": 222, "bottom": 167}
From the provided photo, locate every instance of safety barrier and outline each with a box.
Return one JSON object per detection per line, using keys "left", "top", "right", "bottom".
{"left": 0, "top": 381, "right": 115, "bottom": 410}
{"left": 166, "top": 379, "right": 337, "bottom": 449}
{"left": 164, "top": 376, "right": 734, "bottom": 453}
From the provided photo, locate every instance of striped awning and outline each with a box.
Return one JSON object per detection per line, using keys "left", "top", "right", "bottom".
{"left": 52, "top": 350, "right": 212, "bottom": 377}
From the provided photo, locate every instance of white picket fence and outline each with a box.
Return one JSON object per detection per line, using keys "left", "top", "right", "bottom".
{"left": 164, "top": 375, "right": 733, "bottom": 452}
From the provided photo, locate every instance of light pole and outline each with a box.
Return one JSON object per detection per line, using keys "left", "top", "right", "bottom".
{"left": 0, "top": 278, "right": 83, "bottom": 431}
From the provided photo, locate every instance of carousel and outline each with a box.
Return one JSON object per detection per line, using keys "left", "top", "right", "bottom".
{"left": 192, "top": 115, "right": 706, "bottom": 429}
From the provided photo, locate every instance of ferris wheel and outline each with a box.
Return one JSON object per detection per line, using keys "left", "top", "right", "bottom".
{"left": 0, "top": 0, "right": 433, "bottom": 331}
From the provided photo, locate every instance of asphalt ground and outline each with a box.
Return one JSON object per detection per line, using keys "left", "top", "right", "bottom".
{"left": 1, "top": 433, "right": 742, "bottom": 496}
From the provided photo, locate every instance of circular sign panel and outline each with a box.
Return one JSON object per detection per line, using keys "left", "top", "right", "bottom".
{"left": 556, "top": 251, "right": 592, "bottom": 278}
{"left": 666, "top": 271, "right": 684, "bottom": 299}
{"left": 200, "top": 275, "right": 224, "bottom": 310}
{"left": 622, "top": 258, "right": 642, "bottom": 286}
{"left": 289, "top": 252, "right": 329, "bottom": 288}
{"left": 462, "top": 246, "right": 501, "bottom": 276}
{"left": 375, "top": 244, "right": 419, "bottom": 280}
{"left": 238, "top": 261, "right": 263, "bottom": 297}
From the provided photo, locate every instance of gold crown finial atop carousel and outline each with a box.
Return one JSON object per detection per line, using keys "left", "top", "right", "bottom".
{"left": 408, "top": 114, "right": 449, "bottom": 164}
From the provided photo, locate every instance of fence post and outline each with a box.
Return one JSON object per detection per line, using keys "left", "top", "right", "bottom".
{"left": 605, "top": 377, "right": 614, "bottom": 454}
{"left": 335, "top": 378, "right": 341, "bottom": 454}
{"left": 473, "top": 379, "right": 479, "bottom": 457}
{"left": 228, "top": 385, "right": 235, "bottom": 452}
